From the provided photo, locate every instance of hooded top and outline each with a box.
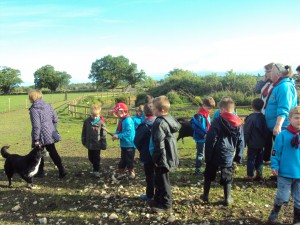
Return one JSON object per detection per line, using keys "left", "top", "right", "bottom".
{"left": 205, "top": 116, "right": 244, "bottom": 167}
{"left": 81, "top": 116, "right": 107, "bottom": 150}
{"left": 151, "top": 114, "right": 180, "bottom": 171}
{"left": 265, "top": 77, "right": 297, "bottom": 131}
{"left": 29, "top": 98, "right": 60, "bottom": 146}
{"left": 244, "top": 112, "right": 268, "bottom": 149}
{"left": 134, "top": 116, "right": 155, "bottom": 164}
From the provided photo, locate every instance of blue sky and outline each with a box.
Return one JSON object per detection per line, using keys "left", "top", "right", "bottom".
{"left": 0, "top": 0, "right": 299, "bottom": 85}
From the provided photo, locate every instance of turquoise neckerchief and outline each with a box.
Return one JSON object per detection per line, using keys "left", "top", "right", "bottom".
{"left": 91, "top": 116, "right": 100, "bottom": 125}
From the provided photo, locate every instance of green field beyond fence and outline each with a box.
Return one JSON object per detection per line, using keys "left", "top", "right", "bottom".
{"left": 0, "top": 91, "right": 128, "bottom": 113}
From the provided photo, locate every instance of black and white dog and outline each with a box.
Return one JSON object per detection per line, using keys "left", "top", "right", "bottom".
{"left": 1, "top": 145, "right": 44, "bottom": 188}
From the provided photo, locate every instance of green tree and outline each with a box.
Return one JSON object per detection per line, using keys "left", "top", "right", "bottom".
{"left": 0, "top": 66, "right": 23, "bottom": 94}
{"left": 89, "top": 55, "right": 145, "bottom": 89}
{"left": 34, "top": 65, "right": 71, "bottom": 92}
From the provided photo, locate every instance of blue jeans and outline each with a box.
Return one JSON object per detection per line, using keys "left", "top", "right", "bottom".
{"left": 195, "top": 142, "right": 205, "bottom": 169}
{"left": 274, "top": 176, "right": 300, "bottom": 209}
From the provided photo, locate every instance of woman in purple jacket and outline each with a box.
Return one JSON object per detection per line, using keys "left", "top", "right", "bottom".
{"left": 28, "top": 89, "right": 66, "bottom": 178}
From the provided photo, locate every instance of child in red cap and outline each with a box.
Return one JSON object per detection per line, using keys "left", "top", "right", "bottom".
{"left": 111, "top": 103, "right": 136, "bottom": 179}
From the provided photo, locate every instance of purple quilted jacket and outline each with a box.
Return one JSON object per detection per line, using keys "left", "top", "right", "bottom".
{"left": 29, "top": 99, "right": 61, "bottom": 146}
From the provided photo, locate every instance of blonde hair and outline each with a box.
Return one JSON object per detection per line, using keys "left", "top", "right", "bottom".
{"left": 289, "top": 106, "right": 300, "bottom": 118}
{"left": 152, "top": 95, "right": 170, "bottom": 112}
{"left": 219, "top": 97, "right": 235, "bottom": 112}
{"left": 273, "top": 63, "right": 293, "bottom": 77}
{"left": 28, "top": 89, "right": 43, "bottom": 102}
{"left": 90, "top": 104, "right": 101, "bottom": 116}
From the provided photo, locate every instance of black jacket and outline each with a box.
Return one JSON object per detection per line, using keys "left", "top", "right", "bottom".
{"left": 134, "top": 118, "right": 155, "bottom": 164}
{"left": 205, "top": 117, "right": 244, "bottom": 167}
{"left": 151, "top": 114, "right": 179, "bottom": 171}
{"left": 244, "top": 112, "right": 268, "bottom": 149}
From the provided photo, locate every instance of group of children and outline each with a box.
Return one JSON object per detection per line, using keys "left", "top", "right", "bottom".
{"left": 81, "top": 95, "right": 300, "bottom": 224}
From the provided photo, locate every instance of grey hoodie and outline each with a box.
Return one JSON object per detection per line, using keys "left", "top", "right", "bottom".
{"left": 151, "top": 114, "right": 179, "bottom": 171}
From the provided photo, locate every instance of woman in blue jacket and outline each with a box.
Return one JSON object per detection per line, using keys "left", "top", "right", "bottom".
{"left": 264, "top": 64, "right": 297, "bottom": 136}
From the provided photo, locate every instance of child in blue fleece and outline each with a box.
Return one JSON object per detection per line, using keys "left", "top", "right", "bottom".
{"left": 268, "top": 106, "right": 300, "bottom": 224}
{"left": 111, "top": 103, "right": 136, "bottom": 179}
{"left": 191, "top": 96, "right": 215, "bottom": 174}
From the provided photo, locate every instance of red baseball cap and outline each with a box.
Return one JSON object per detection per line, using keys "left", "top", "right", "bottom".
{"left": 111, "top": 103, "right": 128, "bottom": 113}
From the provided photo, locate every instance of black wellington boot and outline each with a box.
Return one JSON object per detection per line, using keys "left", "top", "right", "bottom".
{"left": 294, "top": 207, "right": 300, "bottom": 225}
{"left": 200, "top": 180, "right": 211, "bottom": 202}
{"left": 223, "top": 183, "right": 233, "bottom": 206}
{"left": 268, "top": 204, "right": 281, "bottom": 224}
{"left": 58, "top": 166, "right": 67, "bottom": 178}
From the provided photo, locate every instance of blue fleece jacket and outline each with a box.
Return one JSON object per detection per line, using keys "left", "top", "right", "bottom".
{"left": 191, "top": 114, "right": 211, "bottom": 143}
{"left": 115, "top": 116, "right": 136, "bottom": 148}
{"left": 271, "top": 130, "right": 300, "bottom": 179}
{"left": 265, "top": 78, "right": 297, "bottom": 131}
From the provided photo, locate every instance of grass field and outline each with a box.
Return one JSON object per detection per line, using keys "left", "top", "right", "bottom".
{"left": 0, "top": 100, "right": 294, "bottom": 225}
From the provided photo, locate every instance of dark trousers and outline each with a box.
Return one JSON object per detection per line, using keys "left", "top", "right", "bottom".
{"left": 88, "top": 149, "right": 101, "bottom": 172}
{"left": 118, "top": 147, "right": 135, "bottom": 170}
{"left": 144, "top": 162, "right": 155, "bottom": 199}
{"left": 263, "top": 131, "right": 274, "bottom": 162}
{"left": 39, "top": 143, "right": 64, "bottom": 172}
{"left": 154, "top": 167, "right": 172, "bottom": 209}
{"left": 204, "top": 164, "right": 233, "bottom": 185}
{"left": 247, "top": 147, "right": 263, "bottom": 177}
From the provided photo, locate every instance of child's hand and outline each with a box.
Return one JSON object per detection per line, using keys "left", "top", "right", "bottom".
{"left": 271, "top": 169, "right": 278, "bottom": 177}
{"left": 112, "top": 135, "right": 118, "bottom": 141}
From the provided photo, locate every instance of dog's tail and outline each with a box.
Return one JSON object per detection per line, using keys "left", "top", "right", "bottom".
{"left": 1, "top": 146, "right": 10, "bottom": 158}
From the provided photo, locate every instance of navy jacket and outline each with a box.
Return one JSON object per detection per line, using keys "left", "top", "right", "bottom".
{"left": 244, "top": 112, "right": 268, "bottom": 149}
{"left": 134, "top": 118, "right": 155, "bottom": 164}
{"left": 205, "top": 117, "right": 244, "bottom": 167}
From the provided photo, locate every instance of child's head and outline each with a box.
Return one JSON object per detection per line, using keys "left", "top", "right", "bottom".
{"left": 135, "top": 105, "right": 144, "bottom": 117}
{"left": 252, "top": 98, "right": 264, "bottom": 112}
{"left": 296, "top": 65, "right": 300, "bottom": 78}
{"left": 202, "top": 96, "right": 216, "bottom": 111}
{"left": 218, "top": 97, "right": 235, "bottom": 113}
{"left": 90, "top": 104, "right": 101, "bottom": 119}
{"left": 111, "top": 102, "right": 128, "bottom": 118}
{"left": 28, "top": 89, "right": 42, "bottom": 103}
{"left": 143, "top": 102, "right": 154, "bottom": 117}
{"left": 289, "top": 106, "right": 300, "bottom": 130}
{"left": 152, "top": 95, "right": 170, "bottom": 116}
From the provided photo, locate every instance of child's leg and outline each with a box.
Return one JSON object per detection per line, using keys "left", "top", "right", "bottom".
{"left": 269, "top": 176, "right": 292, "bottom": 223}
{"left": 292, "top": 179, "right": 300, "bottom": 224}
{"left": 144, "top": 162, "right": 155, "bottom": 199}
{"left": 254, "top": 149, "right": 264, "bottom": 179}
{"left": 200, "top": 164, "right": 218, "bottom": 202}
{"left": 88, "top": 150, "right": 100, "bottom": 172}
{"left": 118, "top": 148, "right": 127, "bottom": 170}
{"left": 154, "top": 167, "right": 172, "bottom": 209}
{"left": 246, "top": 147, "right": 256, "bottom": 177}
{"left": 195, "top": 142, "right": 205, "bottom": 173}
{"left": 220, "top": 167, "right": 233, "bottom": 206}
{"left": 124, "top": 147, "right": 135, "bottom": 170}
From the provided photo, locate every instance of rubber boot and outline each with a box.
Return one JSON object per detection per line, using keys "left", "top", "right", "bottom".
{"left": 294, "top": 207, "right": 300, "bottom": 225}
{"left": 200, "top": 180, "right": 211, "bottom": 202}
{"left": 58, "top": 166, "right": 67, "bottom": 178}
{"left": 223, "top": 183, "right": 233, "bottom": 206}
{"left": 268, "top": 204, "right": 281, "bottom": 224}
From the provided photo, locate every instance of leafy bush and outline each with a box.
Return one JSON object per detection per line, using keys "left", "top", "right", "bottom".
{"left": 115, "top": 96, "right": 128, "bottom": 104}
{"left": 166, "top": 91, "right": 183, "bottom": 104}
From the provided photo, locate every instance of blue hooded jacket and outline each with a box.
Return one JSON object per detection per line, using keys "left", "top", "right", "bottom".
{"left": 265, "top": 77, "right": 297, "bottom": 131}
{"left": 115, "top": 116, "right": 135, "bottom": 148}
